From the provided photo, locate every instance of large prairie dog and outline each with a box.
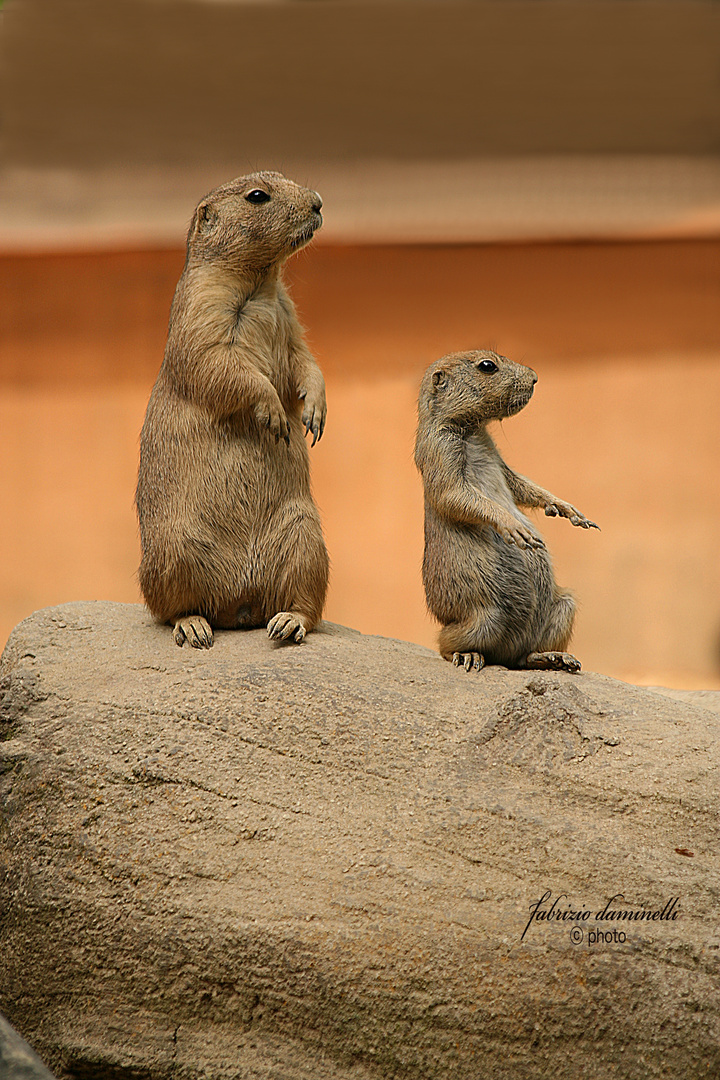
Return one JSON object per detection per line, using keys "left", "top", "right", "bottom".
{"left": 415, "top": 350, "right": 598, "bottom": 672}
{"left": 136, "top": 171, "right": 329, "bottom": 648}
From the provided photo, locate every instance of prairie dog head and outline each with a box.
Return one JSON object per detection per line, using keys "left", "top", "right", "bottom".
{"left": 186, "top": 171, "right": 322, "bottom": 271}
{"left": 420, "top": 350, "right": 538, "bottom": 427}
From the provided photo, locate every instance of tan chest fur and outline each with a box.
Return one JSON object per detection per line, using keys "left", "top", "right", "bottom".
{"left": 170, "top": 269, "right": 297, "bottom": 407}
{"left": 464, "top": 431, "right": 527, "bottom": 523}
{"left": 231, "top": 289, "right": 295, "bottom": 404}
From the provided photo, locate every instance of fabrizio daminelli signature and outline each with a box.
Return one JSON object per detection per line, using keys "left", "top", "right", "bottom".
{"left": 520, "top": 890, "right": 680, "bottom": 943}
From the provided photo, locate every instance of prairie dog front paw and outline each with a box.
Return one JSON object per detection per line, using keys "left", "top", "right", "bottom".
{"left": 254, "top": 391, "right": 290, "bottom": 445}
{"left": 496, "top": 517, "right": 545, "bottom": 550}
{"left": 299, "top": 388, "right": 326, "bottom": 446}
{"left": 544, "top": 501, "right": 599, "bottom": 530}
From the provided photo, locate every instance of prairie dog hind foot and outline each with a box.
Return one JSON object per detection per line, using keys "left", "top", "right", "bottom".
{"left": 173, "top": 616, "right": 214, "bottom": 649}
{"left": 522, "top": 651, "right": 581, "bottom": 673}
{"left": 267, "top": 611, "right": 308, "bottom": 643}
{"left": 443, "top": 651, "right": 485, "bottom": 672}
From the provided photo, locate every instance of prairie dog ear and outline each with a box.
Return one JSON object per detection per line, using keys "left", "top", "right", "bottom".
{"left": 195, "top": 201, "right": 218, "bottom": 231}
{"left": 432, "top": 369, "right": 447, "bottom": 391}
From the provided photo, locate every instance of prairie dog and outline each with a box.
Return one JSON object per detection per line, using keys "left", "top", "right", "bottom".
{"left": 136, "top": 172, "right": 329, "bottom": 648}
{"left": 415, "top": 350, "right": 598, "bottom": 672}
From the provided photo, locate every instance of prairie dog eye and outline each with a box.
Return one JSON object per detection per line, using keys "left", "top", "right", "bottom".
{"left": 245, "top": 189, "right": 271, "bottom": 204}
{"left": 477, "top": 359, "right": 498, "bottom": 373}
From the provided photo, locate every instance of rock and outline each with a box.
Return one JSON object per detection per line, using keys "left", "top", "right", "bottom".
{"left": 0, "top": 1012, "right": 58, "bottom": 1080}
{"left": 0, "top": 601, "right": 718, "bottom": 1079}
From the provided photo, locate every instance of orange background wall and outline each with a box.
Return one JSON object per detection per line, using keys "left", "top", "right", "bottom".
{"left": 1, "top": 239, "right": 718, "bottom": 687}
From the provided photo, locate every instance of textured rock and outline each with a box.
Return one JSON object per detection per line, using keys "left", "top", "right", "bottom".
{"left": 0, "top": 601, "right": 718, "bottom": 1079}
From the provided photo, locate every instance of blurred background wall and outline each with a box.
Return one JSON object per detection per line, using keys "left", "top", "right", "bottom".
{"left": 1, "top": 0, "right": 719, "bottom": 687}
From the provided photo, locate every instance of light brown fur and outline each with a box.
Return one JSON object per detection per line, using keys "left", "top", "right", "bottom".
{"left": 136, "top": 171, "right": 329, "bottom": 648}
{"left": 415, "top": 350, "right": 599, "bottom": 673}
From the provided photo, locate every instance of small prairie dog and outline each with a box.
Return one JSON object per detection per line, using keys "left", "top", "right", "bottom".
{"left": 136, "top": 171, "right": 329, "bottom": 648}
{"left": 415, "top": 350, "right": 598, "bottom": 673}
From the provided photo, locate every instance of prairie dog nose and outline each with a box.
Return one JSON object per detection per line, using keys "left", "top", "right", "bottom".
{"left": 311, "top": 192, "right": 323, "bottom": 213}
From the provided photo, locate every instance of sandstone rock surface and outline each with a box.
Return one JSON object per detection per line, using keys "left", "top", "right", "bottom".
{"left": 0, "top": 602, "right": 718, "bottom": 1079}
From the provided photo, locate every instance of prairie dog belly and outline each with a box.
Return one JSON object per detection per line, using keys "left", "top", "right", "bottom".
{"left": 140, "top": 394, "right": 311, "bottom": 535}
